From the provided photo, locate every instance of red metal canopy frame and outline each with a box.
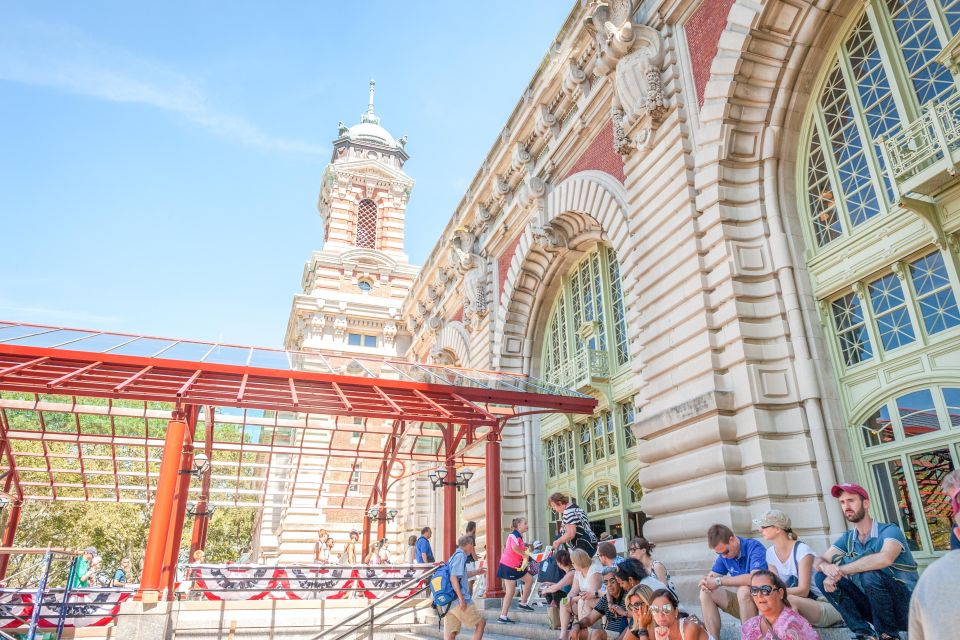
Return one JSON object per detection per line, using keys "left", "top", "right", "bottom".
{"left": 0, "top": 322, "right": 596, "bottom": 600}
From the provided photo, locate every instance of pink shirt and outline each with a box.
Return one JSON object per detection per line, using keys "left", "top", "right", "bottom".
{"left": 740, "top": 607, "right": 819, "bottom": 640}
{"left": 499, "top": 530, "right": 525, "bottom": 569}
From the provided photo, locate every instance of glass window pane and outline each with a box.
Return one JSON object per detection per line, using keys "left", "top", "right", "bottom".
{"left": 203, "top": 346, "right": 252, "bottom": 366}
{"left": 832, "top": 292, "right": 874, "bottom": 366}
{"left": 872, "top": 458, "right": 922, "bottom": 551}
{"left": 629, "top": 479, "right": 643, "bottom": 504}
{"left": 347, "top": 333, "right": 362, "bottom": 346}
{"left": 363, "top": 335, "right": 377, "bottom": 348}
{"left": 895, "top": 388, "right": 940, "bottom": 438}
{"left": 861, "top": 404, "right": 895, "bottom": 447}
{"left": 868, "top": 273, "right": 915, "bottom": 350}
{"left": 909, "top": 252, "right": 960, "bottom": 335}
{"left": 909, "top": 448, "right": 956, "bottom": 551}
{"left": 110, "top": 338, "right": 176, "bottom": 357}
{"left": 942, "top": 387, "right": 960, "bottom": 427}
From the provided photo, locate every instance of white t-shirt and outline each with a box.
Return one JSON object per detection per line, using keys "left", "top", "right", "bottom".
{"left": 574, "top": 560, "right": 602, "bottom": 592}
{"left": 765, "top": 541, "right": 821, "bottom": 598}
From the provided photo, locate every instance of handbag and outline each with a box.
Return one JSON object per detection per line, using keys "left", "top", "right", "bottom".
{"left": 526, "top": 558, "right": 541, "bottom": 576}
{"left": 784, "top": 542, "right": 811, "bottom": 599}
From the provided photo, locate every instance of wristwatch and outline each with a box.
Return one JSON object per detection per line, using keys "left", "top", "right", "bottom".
{"left": 715, "top": 576, "right": 722, "bottom": 587}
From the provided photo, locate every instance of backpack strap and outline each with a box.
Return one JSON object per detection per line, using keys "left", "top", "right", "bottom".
{"left": 791, "top": 541, "right": 799, "bottom": 574}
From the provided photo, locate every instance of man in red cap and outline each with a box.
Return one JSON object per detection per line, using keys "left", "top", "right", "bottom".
{"left": 813, "top": 483, "right": 918, "bottom": 640}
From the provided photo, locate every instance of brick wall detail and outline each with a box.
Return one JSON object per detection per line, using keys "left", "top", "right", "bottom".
{"left": 498, "top": 232, "right": 524, "bottom": 293}
{"left": 563, "top": 122, "right": 625, "bottom": 183}
{"left": 685, "top": 0, "right": 736, "bottom": 108}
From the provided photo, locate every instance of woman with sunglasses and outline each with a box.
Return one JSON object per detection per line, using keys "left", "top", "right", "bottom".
{"left": 649, "top": 589, "right": 710, "bottom": 640}
{"left": 756, "top": 509, "right": 841, "bottom": 628}
{"left": 624, "top": 583, "right": 655, "bottom": 639}
{"left": 741, "top": 570, "right": 818, "bottom": 640}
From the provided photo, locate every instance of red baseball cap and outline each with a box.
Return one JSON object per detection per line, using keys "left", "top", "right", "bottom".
{"left": 831, "top": 483, "right": 869, "bottom": 500}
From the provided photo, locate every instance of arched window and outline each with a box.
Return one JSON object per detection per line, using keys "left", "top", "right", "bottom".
{"left": 802, "top": 1, "right": 960, "bottom": 250}
{"left": 858, "top": 384, "right": 959, "bottom": 553}
{"left": 356, "top": 199, "right": 377, "bottom": 248}
{"left": 584, "top": 483, "right": 620, "bottom": 514}
{"left": 540, "top": 245, "right": 630, "bottom": 386}
{"left": 628, "top": 476, "right": 643, "bottom": 505}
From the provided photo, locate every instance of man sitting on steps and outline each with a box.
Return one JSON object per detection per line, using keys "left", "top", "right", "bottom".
{"left": 569, "top": 567, "right": 629, "bottom": 640}
{"left": 814, "top": 483, "right": 918, "bottom": 640}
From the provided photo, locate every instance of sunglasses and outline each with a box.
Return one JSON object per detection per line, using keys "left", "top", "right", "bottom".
{"left": 628, "top": 546, "right": 641, "bottom": 552}
{"left": 649, "top": 604, "right": 674, "bottom": 614}
{"left": 627, "top": 602, "right": 645, "bottom": 611}
{"left": 750, "top": 585, "right": 777, "bottom": 597}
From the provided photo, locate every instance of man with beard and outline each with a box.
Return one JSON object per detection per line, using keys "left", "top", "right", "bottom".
{"left": 814, "top": 483, "right": 918, "bottom": 640}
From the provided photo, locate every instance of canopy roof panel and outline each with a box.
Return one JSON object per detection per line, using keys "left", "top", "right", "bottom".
{"left": 0, "top": 321, "right": 597, "bottom": 508}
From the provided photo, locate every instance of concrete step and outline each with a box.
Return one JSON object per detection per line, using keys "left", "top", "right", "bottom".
{"left": 402, "top": 600, "right": 855, "bottom": 640}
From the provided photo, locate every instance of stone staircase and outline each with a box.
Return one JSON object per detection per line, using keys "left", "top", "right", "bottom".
{"left": 395, "top": 598, "right": 856, "bottom": 640}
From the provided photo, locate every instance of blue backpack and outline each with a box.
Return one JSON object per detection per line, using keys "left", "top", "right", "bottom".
{"left": 429, "top": 549, "right": 464, "bottom": 622}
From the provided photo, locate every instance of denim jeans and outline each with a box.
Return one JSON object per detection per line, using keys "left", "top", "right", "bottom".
{"left": 814, "top": 569, "right": 911, "bottom": 637}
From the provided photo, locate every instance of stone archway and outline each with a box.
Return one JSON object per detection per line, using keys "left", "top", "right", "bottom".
{"left": 495, "top": 170, "right": 632, "bottom": 375}
{"left": 489, "top": 170, "right": 633, "bottom": 543}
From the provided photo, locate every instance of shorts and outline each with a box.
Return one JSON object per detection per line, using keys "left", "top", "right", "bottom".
{"left": 444, "top": 601, "right": 483, "bottom": 635}
{"left": 717, "top": 589, "right": 741, "bottom": 619}
{"left": 497, "top": 563, "right": 526, "bottom": 581}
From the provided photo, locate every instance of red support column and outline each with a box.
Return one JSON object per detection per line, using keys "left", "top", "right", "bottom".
{"left": 484, "top": 432, "right": 504, "bottom": 598}
{"left": 0, "top": 500, "right": 22, "bottom": 580}
{"left": 443, "top": 428, "right": 457, "bottom": 560}
{"left": 137, "top": 417, "right": 187, "bottom": 601}
{"left": 160, "top": 443, "right": 193, "bottom": 596}
{"left": 376, "top": 472, "right": 388, "bottom": 542}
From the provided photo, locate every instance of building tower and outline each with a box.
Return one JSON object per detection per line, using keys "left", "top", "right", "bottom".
{"left": 254, "top": 81, "right": 420, "bottom": 562}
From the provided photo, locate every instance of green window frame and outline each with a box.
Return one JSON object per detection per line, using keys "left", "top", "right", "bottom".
{"left": 801, "top": 0, "right": 960, "bottom": 251}
{"left": 540, "top": 245, "right": 630, "bottom": 386}
{"left": 857, "top": 384, "right": 960, "bottom": 555}
{"left": 827, "top": 249, "right": 960, "bottom": 369}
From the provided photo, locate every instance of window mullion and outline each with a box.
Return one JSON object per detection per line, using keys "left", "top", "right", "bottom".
{"left": 812, "top": 108, "right": 853, "bottom": 236}
{"left": 866, "top": 2, "right": 922, "bottom": 120}
{"left": 837, "top": 44, "right": 894, "bottom": 210}
{"left": 925, "top": 0, "right": 955, "bottom": 60}
{"left": 856, "top": 281, "right": 887, "bottom": 363}
{"left": 893, "top": 262, "right": 927, "bottom": 347}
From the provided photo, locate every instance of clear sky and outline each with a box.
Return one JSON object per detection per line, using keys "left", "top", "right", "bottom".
{"left": 0, "top": 1, "right": 574, "bottom": 347}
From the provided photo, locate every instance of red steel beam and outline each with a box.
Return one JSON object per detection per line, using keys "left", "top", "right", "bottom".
{"left": 0, "top": 499, "right": 22, "bottom": 579}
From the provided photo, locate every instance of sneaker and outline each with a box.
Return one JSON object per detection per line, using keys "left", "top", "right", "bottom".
{"left": 497, "top": 616, "right": 516, "bottom": 624}
{"left": 518, "top": 603, "right": 534, "bottom": 612}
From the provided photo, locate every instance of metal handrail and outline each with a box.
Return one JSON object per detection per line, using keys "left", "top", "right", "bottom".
{"left": 311, "top": 564, "right": 438, "bottom": 640}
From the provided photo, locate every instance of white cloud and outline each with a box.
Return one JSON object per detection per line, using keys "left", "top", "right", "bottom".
{"left": 0, "top": 18, "right": 326, "bottom": 155}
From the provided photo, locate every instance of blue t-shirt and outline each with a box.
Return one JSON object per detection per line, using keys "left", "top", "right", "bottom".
{"left": 447, "top": 548, "right": 471, "bottom": 603}
{"left": 710, "top": 536, "right": 767, "bottom": 576}
{"left": 831, "top": 521, "right": 917, "bottom": 571}
{"left": 113, "top": 569, "right": 126, "bottom": 585}
{"left": 415, "top": 536, "right": 434, "bottom": 563}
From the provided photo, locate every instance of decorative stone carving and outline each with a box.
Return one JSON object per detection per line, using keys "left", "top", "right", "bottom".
{"left": 587, "top": 0, "right": 635, "bottom": 76}
{"left": 512, "top": 142, "right": 533, "bottom": 173}
{"left": 383, "top": 322, "right": 398, "bottom": 348}
{"left": 308, "top": 315, "right": 326, "bottom": 341}
{"left": 563, "top": 59, "right": 588, "bottom": 95}
{"left": 535, "top": 104, "right": 559, "bottom": 138}
{"left": 450, "top": 226, "right": 490, "bottom": 330}
{"left": 427, "top": 315, "right": 444, "bottom": 335}
{"left": 587, "top": 1, "right": 666, "bottom": 157}
{"left": 531, "top": 221, "right": 568, "bottom": 253}
{"left": 333, "top": 315, "right": 348, "bottom": 340}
